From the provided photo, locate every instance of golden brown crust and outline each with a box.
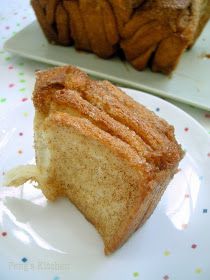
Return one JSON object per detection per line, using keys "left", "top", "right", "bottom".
{"left": 101, "top": 0, "right": 119, "bottom": 46}
{"left": 52, "top": 89, "right": 153, "bottom": 155}
{"left": 33, "top": 66, "right": 183, "bottom": 169}
{"left": 46, "top": 0, "right": 58, "bottom": 25}
{"left": 152, "top": 35, "right": 188, "bottom": 74}
{"left": 96, "top": 80, "right": 172, "bottom": 137}
{"left": 82, "top": 82, "right": 182, "bottom": 168}
{"left": 79, "top": 0, "right": 116, "bottom": 58}
{"left": 31, "top": 0, "right": 58, "bottom": 43}
{"left": 131, "top": 45, "right": 157, "bottom": 70}
{"left": 55, "top": 3, "right": 72, "bottom": 45}
{"left": 39, "top": 0, "right": 48, "bottom": 9}
{"left": 63, "top": 0, "right": 91, "bottom": 51}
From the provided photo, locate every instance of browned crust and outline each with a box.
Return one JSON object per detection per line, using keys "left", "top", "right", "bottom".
{"left": 33, "top": 66, "right": 183, "bottom": 169}
{"left": 152, "top": 35, "right": 188, "bottom": 74}
{"left": 39, "top": 0, "right": 48, "bottom": 9}
{"left": 101, "top": 0, "right": 119, "bottom": 46}
{"left": 52, "top": 89, "right": 153, "bottom": 156}
{"left": 55, "top": 3, "right": 72, "bottom": 45}
{"left": 121, "top": 21, "right": 166, "bottom": 61}
{"left": 108, "top": 0, "right": 144, "bottom": 32}
{"left": 95, "top": 80, "right": 172, "bottom": 137}
{"left": 63, "top": 0, "right": 91, "bottom": 51}
{"left": 81, "top": 81, "right": 182, "bottom": 168}
{"left": 79, "top": 0, "right": 115, "bottom": 58}
{"left": 131, "top": 45, "right": 157, "bottom": 70}
{"left": 46, "top": 0, "right": 59, "bottom": 25}
{"left": 31, "top": 0, "right": 58, "bottom": 43}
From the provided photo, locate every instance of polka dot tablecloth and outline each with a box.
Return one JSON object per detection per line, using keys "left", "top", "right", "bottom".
{"left": 0, "top": 2, "right": 210, "bottom": 280}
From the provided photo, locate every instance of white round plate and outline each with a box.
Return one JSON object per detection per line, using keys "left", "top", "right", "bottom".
{"left": 0, "top": 88, "right": 210, "bottom": 280}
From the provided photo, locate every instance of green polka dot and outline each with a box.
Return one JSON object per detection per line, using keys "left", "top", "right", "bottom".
{"left": 19, "top": 79, "right": 26, "bottom": 83}
{"left": 18, "top": 72, "right": 24, "bottom": 76}
{"left": 5, "top": 56, "right": 11, "bottom": 61}
{"left": 133, "top": 272, "right": 139, "bottom": 278}
{"left": 23, "top": 112, "right": 28, "bottom": 117}
{"left": 16, "top": 23, "right": 20, "bottom": 26}
{"left": 18, "top": 62, "right": 24, "bottom": 66}
{"left": 0, "top": 98, "right": 6, "bottom": 103}
{"left": 19, "top": 88, "right": 26, "bottom": 92}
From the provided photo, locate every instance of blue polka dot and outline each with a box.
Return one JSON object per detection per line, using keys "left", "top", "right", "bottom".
{"left": 21, "top": 257, "right": 27, "bottom": 263}
{"left": 53, "top": 277, "right": 60, "bottom": 280}
{"left": 156, "top": 107, "right": 160, "bottom": 112}
{"left": 203, "top": 209, "right": 208, "bottom": 213}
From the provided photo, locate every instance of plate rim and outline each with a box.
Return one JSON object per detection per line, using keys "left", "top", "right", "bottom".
{"left": 4, "top": 20, "right": 210, "bottom": 112}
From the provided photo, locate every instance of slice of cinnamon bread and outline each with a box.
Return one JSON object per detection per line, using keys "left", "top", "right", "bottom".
{"left": 5, "top": 66, "right": 183, "bottom": 254}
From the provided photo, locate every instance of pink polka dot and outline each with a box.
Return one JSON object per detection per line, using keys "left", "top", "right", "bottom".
{"left": 205, "top": 113, "right": 210, "bottom": 118}
{"left": 185, "top": 193, "right": 190, "bottom": 198}
{"left": 181, "top": 223, "right": 188, "bottom": 229}
{"left": 1, "top": 232, "right": 7, "bottom": 237}
{"left": 19, "top": 132, "right": 23, "bottom": 136}
{"left": 5, "top": 26, "right": 10, "bottom": 30}
{"left": 184, "top": 127, "right": 189, "bottom": 132}
{"left": 9, "top": 83, "right": 15, "bottom": 88}
{"left": 191, "top": 244, "right": 197, "bottom": 249}
{"left": 208, "top": 153, "right": 210, "bottom": 157}
{"left": 8, "top": 65, "right": 14, "bottom": 70}
{"left": 22, "top": 16, "right": 27, "bottom": 20}
{"left": 21, "top": 98, "right": 28, "bottom": 102}
{"left": 163, "top": 275, "right": 169, "bottom": 280}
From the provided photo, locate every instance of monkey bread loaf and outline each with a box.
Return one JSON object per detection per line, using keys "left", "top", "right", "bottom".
{"left": 31, "top": 0, "right": 210, "bottom": 74}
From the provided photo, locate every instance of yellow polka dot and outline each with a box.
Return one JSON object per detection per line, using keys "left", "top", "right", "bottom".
{"left": 133, "top": 272, "right": 139, "bottom": 277}
{"left": 23, "top": 112, "right": 28, "bottom": 117}
{"left": 163, "top": 250, "right": 170, "bottom": 256}
{"left": 195, "top": 267, "right": 202, "bottom": 274}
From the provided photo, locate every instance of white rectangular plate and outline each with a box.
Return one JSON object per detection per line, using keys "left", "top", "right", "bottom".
{"left": 4, "top": 20, "right": 210, "bottom": 111}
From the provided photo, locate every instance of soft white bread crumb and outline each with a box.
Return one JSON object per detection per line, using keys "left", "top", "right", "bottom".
{"left": 4, "top": 165, "right": 39, "bottom": 187}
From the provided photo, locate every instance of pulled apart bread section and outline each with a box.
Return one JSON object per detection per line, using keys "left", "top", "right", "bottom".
{"left": 31, "top": 0, "right": 210, "bottom": 74}
{"left": 32, "top": 66, "right": 183, "bottom": 254}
